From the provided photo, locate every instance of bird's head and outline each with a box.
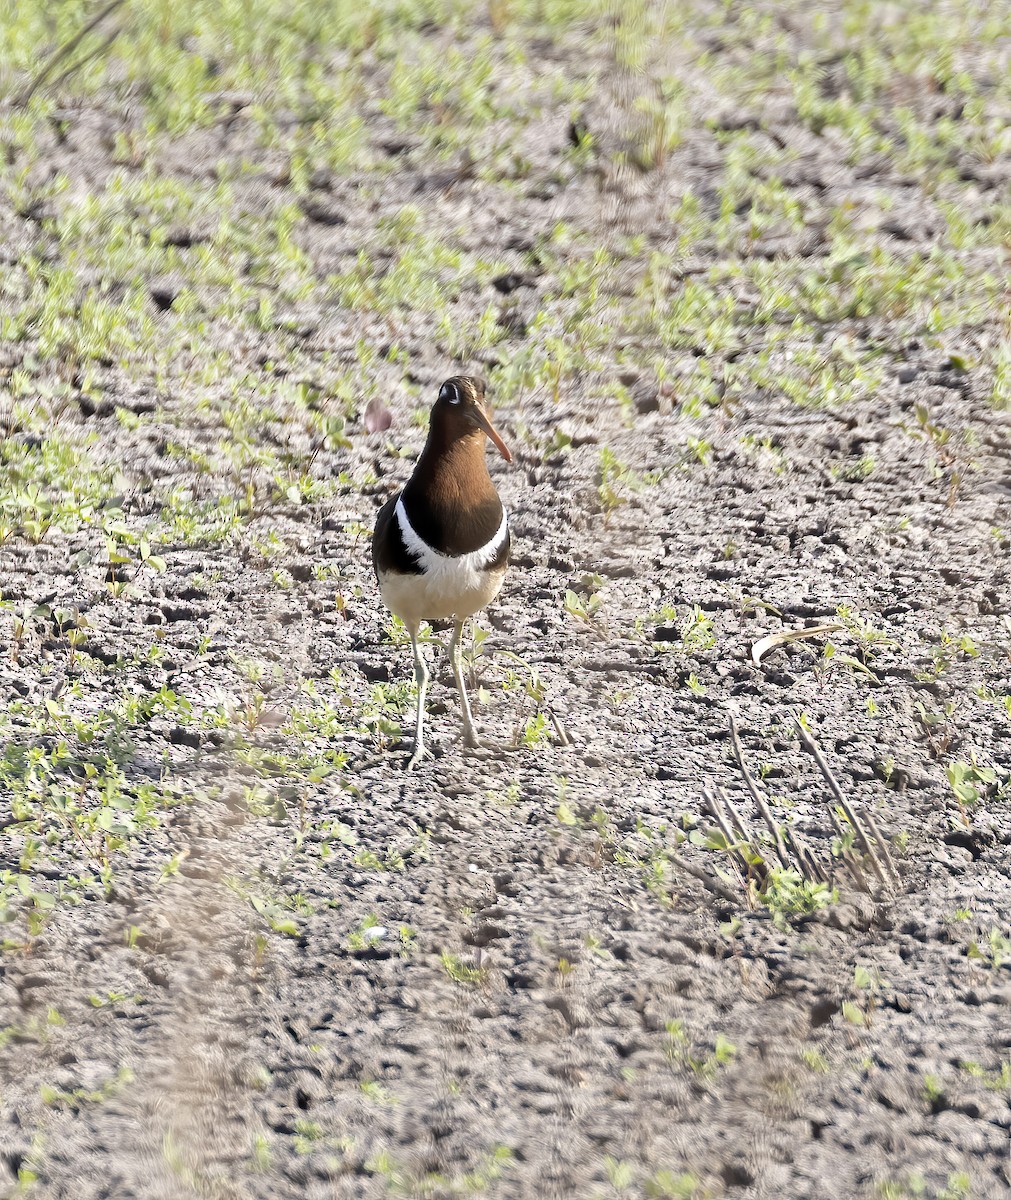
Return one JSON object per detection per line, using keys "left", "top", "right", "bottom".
{"left": 433, "top": 376, "right": 511, "bottom": 462}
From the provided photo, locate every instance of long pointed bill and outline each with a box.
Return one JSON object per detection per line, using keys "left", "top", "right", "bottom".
{"left": 473, "top": 407, "right": 512, "bottom": 462}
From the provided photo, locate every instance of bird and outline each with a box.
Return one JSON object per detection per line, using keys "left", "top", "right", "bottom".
{"left": 371, "top": 376, "right": 511, "bottom": 770}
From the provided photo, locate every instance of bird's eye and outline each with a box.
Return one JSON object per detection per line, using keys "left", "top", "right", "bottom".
{"left": 439, "top": 382, "right": 461, "bottom": 405}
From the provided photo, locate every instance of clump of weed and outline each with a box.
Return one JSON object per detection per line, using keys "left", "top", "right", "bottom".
{"left": 691, "top": 714, "right": 898, "bottom": 925}
{"left": 595, "top": 447, "right": 661, "bottom": 525}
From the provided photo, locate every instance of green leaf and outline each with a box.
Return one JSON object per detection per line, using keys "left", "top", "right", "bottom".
{"left": 841, "top": 1001, "right": 864, "bottom": 1026}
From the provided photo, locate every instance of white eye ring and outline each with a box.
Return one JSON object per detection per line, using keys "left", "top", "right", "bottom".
{"left": 440, "top": 382, "right": 462, "bottom": 404}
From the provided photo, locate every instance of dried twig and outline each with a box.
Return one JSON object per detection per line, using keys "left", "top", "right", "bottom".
{"left": 784, "top": 826, "right": 828, "bottom": 886}
{"left": 687, "top": 709, "right": 899, "bottom": 913}
{"left": 863, "top": 808, "right": 900, "bottom": 886}
{"left": 724, "top": 794, "right": 754, "bottom": 844}
{"left": 822, "top": 801, "right": 871, "bottom": 893}
{"left": 751, "top": 622, "right": 844, "bottom": 667}
{"left": 711, "top": 787, "right": 751, "bottom": 844}
{"left": 727, "top": 715, "right": 832, "bottom": 884}
{"left": 15, "top": 0, "right": 126, "bottom": 107}
{"left": 546, "top": 706, "right": 572, "bottom": 747}
{"left": 668, "top": 852, "right": 740, "bottom": 904}
{"left": 793, "top": 712, "right": 891, "bottom": 891}
{"left": 701, "top": 788, "right": 746, "bottom": 868}
{"left": 729, "top": 715, "right": 789, "bottom": 867}
{"left": 44, "top": 26, "right": 121, "bottom": 97}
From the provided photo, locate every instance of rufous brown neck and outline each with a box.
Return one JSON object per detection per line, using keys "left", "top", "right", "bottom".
{"left": 402, "top": 425, "right": 502, "bottom": 554}
{"left": 407, "top": 423, "right": 497, "bottom": 504}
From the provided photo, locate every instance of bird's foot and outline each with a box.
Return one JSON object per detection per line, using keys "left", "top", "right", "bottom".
{"left": 405, "top": 741, "right": 429, "bottom": 771}
{"left": 462, "top": 727, "right": 482, "bottom": 750}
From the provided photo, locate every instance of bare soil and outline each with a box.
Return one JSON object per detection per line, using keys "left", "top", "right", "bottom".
{"left": 1, "top": 6, "right": 1010, "bottom": 1199}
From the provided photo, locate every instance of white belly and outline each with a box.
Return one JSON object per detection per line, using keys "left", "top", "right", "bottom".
{"left": 380, "top": 562, "right": 506, "bottom": 625}
{"left": 379, "top": 496, "right": 508, "bottom": 625}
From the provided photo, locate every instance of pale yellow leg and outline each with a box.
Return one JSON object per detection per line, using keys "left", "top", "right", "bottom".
{"left": 406, "top": 623, "right": 429, "bottom": 770}
{"left": 450, "top": 619, "right": 480, "bottom": 748}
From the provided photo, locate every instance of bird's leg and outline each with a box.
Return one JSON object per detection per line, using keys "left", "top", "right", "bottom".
{"left": 406, "top": 622, "right": 429, "bottom": 770}
{"left": 450, "top": 619, "right": 480, "bottom": 748}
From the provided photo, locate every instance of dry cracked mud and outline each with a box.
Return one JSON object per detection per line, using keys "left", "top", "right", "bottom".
{"left": 1, "top": 3, "right": 1010, "bottom": 1198}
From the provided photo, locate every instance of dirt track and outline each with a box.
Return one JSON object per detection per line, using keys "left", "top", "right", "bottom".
{"left": 1, "top": 3, "right": 1010, "bottom": 1198}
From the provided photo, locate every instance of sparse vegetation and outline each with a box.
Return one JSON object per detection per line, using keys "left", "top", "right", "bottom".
{"left": 0, "top": 0, "right": 1008, "bottom": 1196}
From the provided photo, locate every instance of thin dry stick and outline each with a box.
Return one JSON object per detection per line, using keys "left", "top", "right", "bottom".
{"left": 822, "top": 803, "right": 871, "bottom": 893}
{"left": 44, "top": 26, "right": 121, "bottom": 96}
{"left": 727, "top": 720, "right": 825, "bottom": 884}
{"left": 15, "top": 0, "right": 126, "bottom": 106}
{"left": 701, "top": 788, "right": 745, "bottom": 868}
{"left": 863, "top": 809, "right": 900, "bottom": 885}
{"left": 546, "top": 706, "right": 572, "bottom": 747}
{"left": 793, "top": 714, "right": 890, "bottom": 891}
{"left": 669, "top": 852, "right": 740, "bottom": 905}
{"left": 725, "top": 795, "right": 756, "bottom": 846}
{"left": 729, "top": 715, "right": 789, "bottom": 867}
{"left": 784, "top": 826, "right": 828, "bottom": 885}
{"left": 708, "top": 785, "right": 751, "bottom": 843}
{"left": 703, "top": 787, "right": 771, "bottom": 894}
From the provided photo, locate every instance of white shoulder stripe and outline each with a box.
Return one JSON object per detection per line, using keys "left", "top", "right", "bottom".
{"left": 395, "top": 496, "right": 508, "bottom": 573}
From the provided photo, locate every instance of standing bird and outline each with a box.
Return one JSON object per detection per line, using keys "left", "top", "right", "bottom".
{"left": 371, "top": 376, "right": 511, "bottom": 769}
